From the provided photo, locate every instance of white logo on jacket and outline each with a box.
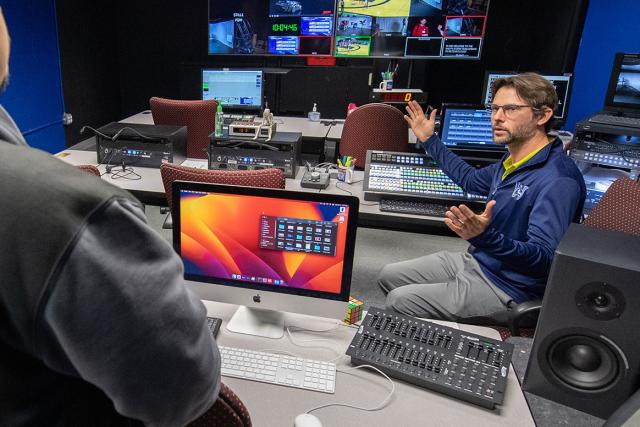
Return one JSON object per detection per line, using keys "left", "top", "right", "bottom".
{"left": 512, "top": 182, "right": 529, "bottom": 200}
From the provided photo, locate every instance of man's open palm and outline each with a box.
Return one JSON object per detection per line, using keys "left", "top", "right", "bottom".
{"left": 404, "top": 100, "right": 437, "bottom": 142}
{"left": 444, "top": 200, "right": 497, "bottom": 240}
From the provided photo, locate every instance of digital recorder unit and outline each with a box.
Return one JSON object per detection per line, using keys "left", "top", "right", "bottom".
{"left": 95, "top": 122, "right": 187, "bottom": 168}
{"left": 572, "top": 120, "right": 640, "bottom": 170}
{"left": 228, "top": 120, "right": 277, "bottom": 139}
{"left": 209, "top": 131, "right": 301, "bottom": 178}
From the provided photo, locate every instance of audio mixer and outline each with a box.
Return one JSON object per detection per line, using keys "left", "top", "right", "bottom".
{"left": 346, "top": 307, "right": 514, "bottom": 409}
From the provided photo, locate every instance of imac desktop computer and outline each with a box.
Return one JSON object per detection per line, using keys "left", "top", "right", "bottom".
{"left": 201, "top": 68, "right": 264, "bottom": 118}
{"left": 172, "top": 181, "right": 359, "bottom": 338}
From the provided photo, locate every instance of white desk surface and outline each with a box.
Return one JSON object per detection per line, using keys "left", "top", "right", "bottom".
{"left": 200, "top": 300, "right": 534, "bottom": 427}
{"left": 120, "top": 110, "right": 418, "bottom": 143}
{"left": 120, "top": 111, "right": 331, "bottom": 139}
{"left": 55, "top": 150, "right": 445, "bottom": 227}
{"left": 54, "top": 149, "right": 165, "bottom": 194}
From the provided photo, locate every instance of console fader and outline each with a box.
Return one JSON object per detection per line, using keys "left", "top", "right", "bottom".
{"left": 346, "top": 307, "right": 514, "bottom": 409}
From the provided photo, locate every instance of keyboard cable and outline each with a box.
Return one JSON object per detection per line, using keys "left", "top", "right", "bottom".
{"left": 304, "top": 365, "right": 396, "bottom": 415}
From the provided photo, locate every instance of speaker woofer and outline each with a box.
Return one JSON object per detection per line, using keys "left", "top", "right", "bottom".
{"left": 547, "top": 335, "right": 621, "bottom": 392}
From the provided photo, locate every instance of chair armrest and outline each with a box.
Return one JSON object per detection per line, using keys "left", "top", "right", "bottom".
{"left": 509, "top": 299, "right": 542, "bottom": 336}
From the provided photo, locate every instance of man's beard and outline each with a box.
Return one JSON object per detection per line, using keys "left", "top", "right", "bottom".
{"left": 493, "top": 121, "right": 537, "bottom": 146}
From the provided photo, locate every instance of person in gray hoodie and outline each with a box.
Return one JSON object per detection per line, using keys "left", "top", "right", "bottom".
{"left": 0, "top": 8, "right": 222, "bottom": 426}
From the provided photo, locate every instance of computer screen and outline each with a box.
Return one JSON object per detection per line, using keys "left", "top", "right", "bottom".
{"left": 439, "top": 103, "right": 501, "bottom": 152}
{"left": 580, "top": 165, "right": 631, "bottom": 217}
{"left": 201, "top": 69, "right": 264, "bottom": 111}
{"left": 208, "top": 0, "right": 336, "bottom": 56}
{"left": 335, "top": 0, "right": 490, "bottom": 59}
{"left": 172, "top": 181, "right": 358, "bottom": 336}
{"left": 207, "top": 0, "right": 490, "bottom": 58}
{"left": 604, "top": 53, "right": 640, "bottom": 112}
{"left": 482, "top": 72, "right": 573, "bottom": 122}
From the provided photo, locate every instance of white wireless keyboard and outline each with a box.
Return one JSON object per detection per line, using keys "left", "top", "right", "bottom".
{"left": 219, "top": 346, "right": 336, "bottom": 394}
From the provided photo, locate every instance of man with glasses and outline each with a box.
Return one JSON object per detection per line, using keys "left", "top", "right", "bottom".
{"left": 378, "top": 72, "right": 585, "bottom": 323}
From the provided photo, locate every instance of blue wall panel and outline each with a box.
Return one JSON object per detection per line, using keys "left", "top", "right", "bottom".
{"left": 0, "top": 0, "right": 65, "bottom": 152}
{"left": 565, "top": 0, "right": 640, "bottom": 131}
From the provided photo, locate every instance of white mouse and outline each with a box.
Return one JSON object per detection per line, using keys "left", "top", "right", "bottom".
{"left": 294, "top": 413, "right": 323, "bottom": 427}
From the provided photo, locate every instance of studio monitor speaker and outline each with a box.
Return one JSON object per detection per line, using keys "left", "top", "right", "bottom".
{"left": 523, "top": 224, "right": 640, "bottom": 419}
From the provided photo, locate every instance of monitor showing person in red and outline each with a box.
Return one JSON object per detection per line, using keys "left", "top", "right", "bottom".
{"left": 412, "top": 18, "right": 429, "bottom": 37}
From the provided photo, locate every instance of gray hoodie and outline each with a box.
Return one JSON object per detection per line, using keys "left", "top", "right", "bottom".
{"left": 0, "top": 104, "right": 27, "bottom": 146}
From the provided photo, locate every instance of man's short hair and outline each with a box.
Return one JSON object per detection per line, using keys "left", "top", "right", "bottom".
{"left": 491, "top": 72, "right": 558, "bottom": 132}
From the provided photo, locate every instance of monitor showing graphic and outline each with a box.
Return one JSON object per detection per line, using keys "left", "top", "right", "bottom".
{"left": 336, "top": 0, "right": 490, "bottom": 59}
{"left": 605, "top": 53, "right": 640, "bottom": 110}
{"left": 439, "top": 104, "right": 498, "bottom": 150}
{"left": 202, "top": 69, "right": 263, "bottom": 110}
{"left": 209, "top": 0, "right": 335, "bottom": 56}
{"left": 176, "top": 186, "right": 355, "bottom": 298}
{"left": 482, "top": 72, "right": 572, "bottom": 121}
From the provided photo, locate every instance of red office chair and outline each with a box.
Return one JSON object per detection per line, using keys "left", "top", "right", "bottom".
{"left": 76, "top": 164, "right": 101, "bottom": 177}
{"left": 149, "top": 97, "right": 218, "bottom": 159}
{"left": 339, "top": 103, "right": 409, "bottom": 169}
{"left": 583, "top": 177, "right": 640, "bottom": 236}
{"left": 188, "top": 383, "right": 251, "bottom": 427}
{"left": 159, "top": 163, "right": 286, "bottom": 228}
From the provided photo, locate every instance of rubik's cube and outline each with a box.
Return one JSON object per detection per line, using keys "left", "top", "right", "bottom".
{"left": 344, "top": 297, "right": 364, "bottom": 324}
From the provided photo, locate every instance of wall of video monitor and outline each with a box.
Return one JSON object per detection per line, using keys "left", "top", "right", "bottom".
{"left": 208, "top": 0, "right": 490, "bottom": 59}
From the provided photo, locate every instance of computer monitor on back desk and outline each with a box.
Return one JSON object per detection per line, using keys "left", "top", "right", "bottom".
{"left": 439, "top": 103, "right": 504, "bottom": 161}
{"left": 201, "top": 68, "right": 264, "bottom": 118}
{"left": 481, "top": 71, "right": 573, "bottom": 127}
{"left": 172, "top": 181, "right": 359, "bottom": 338}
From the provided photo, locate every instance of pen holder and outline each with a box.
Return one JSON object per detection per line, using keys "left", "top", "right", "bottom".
{"left": 337, "top": 165, "right": 354, "bottom": 184}
{"left": 379, "top": 79, "right": 393, "bottom": 91}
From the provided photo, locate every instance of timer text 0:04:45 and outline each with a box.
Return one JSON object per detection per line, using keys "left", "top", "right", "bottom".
{"left": 272, "top": 23, "right": 298, "bottom": 32}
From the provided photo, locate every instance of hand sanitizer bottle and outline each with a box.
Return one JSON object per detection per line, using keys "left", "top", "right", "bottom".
{"left": 308, "top": 103, "right": 321, "bottom": 121}
{"left": 215, "top": 103, "right": 224, "bottom": 137}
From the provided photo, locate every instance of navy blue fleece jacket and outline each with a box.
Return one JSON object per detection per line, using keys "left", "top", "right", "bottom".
{"left": 424, "top": 134, "right": 586, "bottom": 303}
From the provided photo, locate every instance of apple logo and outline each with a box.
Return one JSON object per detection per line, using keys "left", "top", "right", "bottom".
{"left": 253, "top": 294, "right": 261, "bottom": 303}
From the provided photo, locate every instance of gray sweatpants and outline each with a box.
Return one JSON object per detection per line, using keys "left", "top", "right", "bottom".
{"left": 378, "top": 251, "right": 512, "bottom": 323}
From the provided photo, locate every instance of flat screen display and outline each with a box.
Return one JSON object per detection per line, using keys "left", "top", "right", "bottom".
{"left": 208, "top": 0, "right": 490, "bottom": 58}
{"left": 482, "top": 72, "right": 573, "bottom": 121}
{"left": 201, "top": 69, "right": 263, "bottom": 110}
{"left": 439, "top": 104, "right": 500, "bottom": 151}
{"left": 335, "top": 0, "right": 489, "bottom": 59}
{"left": 177, "top": 187, "right": 355, "bottom": 297}
{"left": 580, "top": 166, "right": 631, "bottom": 217}
{"left": 604, "top": 53, "right": 640, "bottom": 111}
{"left": 208, "top": 0, "right": 336, "bottom": 56}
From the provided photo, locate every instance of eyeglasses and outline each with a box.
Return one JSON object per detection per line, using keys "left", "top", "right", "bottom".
{"left": 485, "top": 103, "right": 541, "bottom": 118}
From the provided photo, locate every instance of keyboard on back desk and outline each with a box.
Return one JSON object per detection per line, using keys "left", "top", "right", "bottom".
{"left": 588, "top": 114, "right": 640, "bottom": 128}
{"left": 379, "top": 198, "right": 451, "bottom": 217}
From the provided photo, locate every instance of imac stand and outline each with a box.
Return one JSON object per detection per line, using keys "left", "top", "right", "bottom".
{"left": 226, "top": 306, "right": 285, "bottom": 339}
